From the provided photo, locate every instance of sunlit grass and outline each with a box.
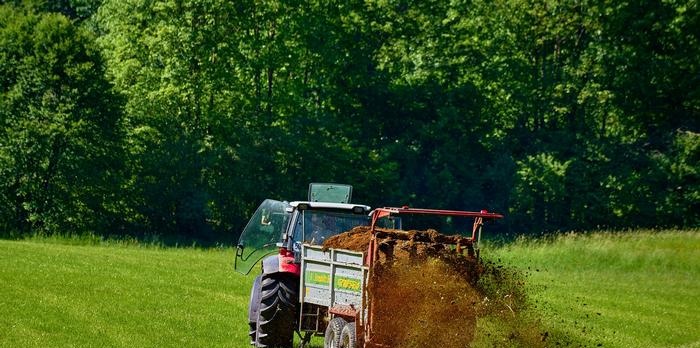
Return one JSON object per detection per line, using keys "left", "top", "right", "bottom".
{"left": 0, "top": 240, "right": 249, "bottom": 347}
{"left": 486, "top": 229, "right": 700, "bottom": 348}
{"left": 1, "top": 230, "right": 698, "bottom": 347}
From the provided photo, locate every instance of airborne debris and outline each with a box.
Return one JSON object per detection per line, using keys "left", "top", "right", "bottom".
{"left": 323, "top": 226, "right": 543, "bottom": 347}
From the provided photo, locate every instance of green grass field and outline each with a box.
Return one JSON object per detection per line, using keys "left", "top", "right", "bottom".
{"left": 487, "top": 230, "right": 700, "bottom": 348}
{"left": 1, "top": 230, "right": 698, "bottom": 347}
{"left": 0, "top": 241, "right": 250, "bottom": 347}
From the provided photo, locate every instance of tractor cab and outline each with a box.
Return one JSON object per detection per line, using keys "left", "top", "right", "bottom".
{"left": 285, "top": 201, "right": 371, "bottom": 253}
{"left": 234, "top": 184, "right": 371, "bottom": 275}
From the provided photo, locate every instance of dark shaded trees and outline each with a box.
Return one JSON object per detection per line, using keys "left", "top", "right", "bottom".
{"left": 0, "top": 0, "right": 697, "bottom": 240}
{"left": 0, "top": 4, "right": 122, "bottom": 235}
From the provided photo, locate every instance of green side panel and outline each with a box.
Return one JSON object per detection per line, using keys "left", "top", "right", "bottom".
{"left": 305, "top": 270, "right": 361, "bottom": 293}
{"left": 306, "top": 270, "right": 331, "bottom": 286}
{"left": 334, "top": 276, "right": 362, "bottom": 293}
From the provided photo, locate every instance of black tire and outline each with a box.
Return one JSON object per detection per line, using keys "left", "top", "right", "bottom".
{"left": 339, "top": 322, "right": 357, "bottom": 348}
{"left": 248, "top": 275, "right": 263, "bottom": 345}
{"left": 249, "top": 322, "right": 257, "bottom": 345}
{"left": 255, "top": 273, "right": 299, "bottom": 348}
{"left": 324, "top": 317, "right": 347, "bottom": 348}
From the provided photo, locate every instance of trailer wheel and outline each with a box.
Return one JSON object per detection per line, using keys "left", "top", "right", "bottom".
{"left": 255, "top": 273, "right": 299, "bottom": 348}
{"left": 324, "top": 317, "right": 347, "bottom": 348}
{"left": 339, "top": 322, "right": 356, "bottom": 348}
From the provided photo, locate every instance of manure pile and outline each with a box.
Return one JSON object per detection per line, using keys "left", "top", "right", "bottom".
{"left": 323, "top": 226, "right": 542, "bottom": 347}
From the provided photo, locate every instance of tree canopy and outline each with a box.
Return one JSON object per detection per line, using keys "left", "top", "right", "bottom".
{"left": 1, "top": 0, "right": 697, "bottom": 242}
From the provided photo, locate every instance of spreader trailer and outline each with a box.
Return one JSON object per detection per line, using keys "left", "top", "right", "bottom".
{"left": 296, "top": 206, "right": 503, "bottom": 348}
{"left": 299, "top": 245, "right": 367, "bottom": 347}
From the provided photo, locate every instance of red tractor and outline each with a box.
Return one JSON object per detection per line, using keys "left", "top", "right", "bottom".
{"left": 235, "top": 184, "right": 372, "bottom": 347}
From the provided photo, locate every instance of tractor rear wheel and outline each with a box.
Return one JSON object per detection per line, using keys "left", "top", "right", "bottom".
{"left": 324, "top": 317, "right": 347, "bottom": 348}
{"left": 339, "top": 322, "right": 356, "bottom": 348}
{"left": 255, "top": 273, "right": 299, "bottom": 348}
{"left": 248, "top": 275, "right": 262, "bottom": 345}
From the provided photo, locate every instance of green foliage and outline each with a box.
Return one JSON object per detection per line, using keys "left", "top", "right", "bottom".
{"left": 512, "top": 153, "right": 570, "bottom": 231}
{"left": 0, "top": 0, "right": 697, "bottom": 239}
{"left": 95, "top": 0, "right": 401, "bottom": 240}
{"left": 653, "top": 130, "right": 700, "bottom": 226}
{"left": 0, "top": 4, "right": 122, "bottom": 236}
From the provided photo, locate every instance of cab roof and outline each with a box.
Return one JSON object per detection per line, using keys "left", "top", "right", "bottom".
{"left": 290, "top": 201, "right": 371, "bottom": 213}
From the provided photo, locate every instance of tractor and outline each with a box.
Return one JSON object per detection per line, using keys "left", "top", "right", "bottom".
{"left": 235, "top": 184, "right": 372, "bottom": 347}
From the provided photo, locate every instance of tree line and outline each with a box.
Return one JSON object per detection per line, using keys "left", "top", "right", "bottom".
{"left": 0, "top": 0, "right": 697, "bottom": 243}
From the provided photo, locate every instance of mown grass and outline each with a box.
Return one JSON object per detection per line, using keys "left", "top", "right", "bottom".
{"left": 486, "top": 229, "right": 700, "bottom": 348}
{"left": 0, "top": 240, "right": 251, "bottom": 347}
{"left": 1, "top": 230, "right": 698, "bottom": 347}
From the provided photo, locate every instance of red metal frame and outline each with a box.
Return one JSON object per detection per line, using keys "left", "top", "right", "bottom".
{"left": 370, "top": 206, "right": 503, "bottom": 237}
{"left": 363, "top": 206, "right": 503, "bottom": 347}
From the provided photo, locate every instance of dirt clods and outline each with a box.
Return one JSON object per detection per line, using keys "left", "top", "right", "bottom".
{"left": 323, "top": 227, "right": 542, "bottom": 347}
{"left": 323, "top": 226, "right": 374, "bottom": 253}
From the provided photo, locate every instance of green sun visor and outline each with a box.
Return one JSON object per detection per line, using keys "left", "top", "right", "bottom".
{"left": 308, "top": 183, "right": 352, "bottom": 203}
{"left": 234, "top": 199, "right": 290, "bottom": 275}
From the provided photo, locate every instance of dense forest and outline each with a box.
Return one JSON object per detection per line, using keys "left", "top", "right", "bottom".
{"left": 0, "top": 0, "right": 697, "bottom": 243}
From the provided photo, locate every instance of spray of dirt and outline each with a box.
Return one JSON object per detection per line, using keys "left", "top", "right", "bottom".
{"left": 323, "top": 227, "right": 545, "bottom": 347}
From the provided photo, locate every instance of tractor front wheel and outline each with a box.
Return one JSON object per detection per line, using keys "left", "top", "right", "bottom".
{"left": 255, "top": 273, "right": 299, "bottom": 348}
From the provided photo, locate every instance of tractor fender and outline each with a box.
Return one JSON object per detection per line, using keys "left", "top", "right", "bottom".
{"left": 261, "top": 255, "right": 280, "bottom": 275}
{"left": 262, "top": 253, "right": 300, "bottom": 276}
{"left": 248, "top": 274, "right": 262, "bottom": 323}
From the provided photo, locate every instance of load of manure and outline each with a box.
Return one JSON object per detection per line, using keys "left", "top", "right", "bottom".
{"left": 323, "top": 226, "right": 544, "bottom": 347}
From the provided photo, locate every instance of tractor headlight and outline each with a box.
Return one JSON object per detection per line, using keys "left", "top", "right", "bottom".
{"left": 352, "top": 206, "right": 366, "bottom": 214}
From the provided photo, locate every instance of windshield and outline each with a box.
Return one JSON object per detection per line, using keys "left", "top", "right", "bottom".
{"left": 234, "top": 199, "right": 290, "bottom": 274}
{"left": 292, "top": 210, "right": 370, "bottom": 246}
